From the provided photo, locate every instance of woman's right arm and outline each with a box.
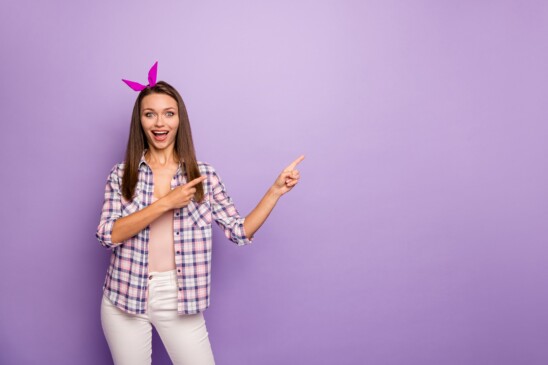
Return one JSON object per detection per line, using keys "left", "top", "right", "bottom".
{"left": 113, "top": 175, "right": 207, "bottom": 243}
{"left": 110, "top": 200, "right": 172, "bottom": 244}
{"left": 96, "top": 166, "right": 207, "bottom": 248}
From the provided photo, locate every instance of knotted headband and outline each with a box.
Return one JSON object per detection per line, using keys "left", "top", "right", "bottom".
{"left": 122, "top": 61, "right": 158, "bottom": 91}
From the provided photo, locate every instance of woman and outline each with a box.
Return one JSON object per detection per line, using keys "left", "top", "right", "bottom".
{"left": 96, "top": 62, "right": 303, "bottom": 365}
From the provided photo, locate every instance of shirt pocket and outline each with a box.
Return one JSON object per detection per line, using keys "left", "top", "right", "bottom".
{"left": 184, "top": 199, "right": 212, "bottom": 228}
{"left": 121, "top": 195, "right": 141, "bottom": 216}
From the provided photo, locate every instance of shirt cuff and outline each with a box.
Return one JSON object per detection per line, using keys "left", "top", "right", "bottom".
{"left": 235, "top": 218, "right": 254, "bottom": 245}
{"left": 97, "top": 219, "right": 115, "bottom": 249}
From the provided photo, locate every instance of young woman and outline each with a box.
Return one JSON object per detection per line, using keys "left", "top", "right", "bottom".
{"left": 96, "top": 63, "right": 303, "bottom": 365}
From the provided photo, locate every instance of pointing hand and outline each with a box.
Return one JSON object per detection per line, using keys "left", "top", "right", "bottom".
{"left": 272, "top": 155, "right": 304, "bottom": 196}
{"left": 164, "top": 175, "right": 207, "bottom": 209}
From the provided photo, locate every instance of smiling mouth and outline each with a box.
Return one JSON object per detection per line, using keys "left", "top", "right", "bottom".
{"left": 151, "top": 131, "right": 169, "bottom": 141}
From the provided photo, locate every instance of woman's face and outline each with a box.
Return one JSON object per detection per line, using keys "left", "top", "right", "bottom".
{"left": 140, "top": 93, "right": 179, "bottom": 151}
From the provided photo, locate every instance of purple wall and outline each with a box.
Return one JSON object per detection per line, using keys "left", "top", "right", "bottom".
{"left": 1, "top": 1, "right": 547, "bottom": 364}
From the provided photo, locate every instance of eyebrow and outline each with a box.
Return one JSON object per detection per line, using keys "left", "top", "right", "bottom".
{"left": 142, "top": 107, "right": 177, "bottom": 112}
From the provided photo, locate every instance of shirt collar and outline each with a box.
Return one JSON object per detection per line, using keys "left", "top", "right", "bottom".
{"left": 138, "top": 150, "right": 149, "bottom": 169}
{"left": 138, "top": 149, "right": 183, "bottom": 175}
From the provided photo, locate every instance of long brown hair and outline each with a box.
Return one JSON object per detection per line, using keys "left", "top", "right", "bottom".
{"left": 121, "top": 81, "right": 204, "bottom": 202}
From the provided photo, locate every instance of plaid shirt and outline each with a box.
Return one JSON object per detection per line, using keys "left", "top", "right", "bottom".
{"left": 96, "top": 154, "right": 253, "bottom": 315}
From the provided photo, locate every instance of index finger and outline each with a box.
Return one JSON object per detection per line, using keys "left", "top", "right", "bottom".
{"left": 285, "top": 155, "right": 305, "bottom": 170}
{"left": 184, "top": 175, "right": 207, "bottom": 188}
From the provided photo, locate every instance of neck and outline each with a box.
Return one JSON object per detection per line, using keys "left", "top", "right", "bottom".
{"left": 145, "top": 146, "right": 178, "bottom": 167}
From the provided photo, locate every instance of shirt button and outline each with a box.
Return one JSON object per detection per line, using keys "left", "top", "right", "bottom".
{"left": 175, "top": 212, "right": 179, "bottom": 217}
{"left": 177, "top": 269, "right": 181, "bottom": 273}
{"left": 178, "top": 287, "right": 182, "bottom": 291}
{"left": 176, "top": 251, "right": 180, "bottom": 254}
{"left": 148, "top": 275, "right": 153, "bottom": 280}
{"left": 176, "top": 232, "right": 179, "bottom": 235}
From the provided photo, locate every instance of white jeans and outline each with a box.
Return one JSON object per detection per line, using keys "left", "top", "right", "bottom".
{"left": 101, "top": 270, "right": 216, "bottom": 365}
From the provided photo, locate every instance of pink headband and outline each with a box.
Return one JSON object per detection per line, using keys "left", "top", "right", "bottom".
{"left": 122, "top": 61, "right": 158, "bottom": 91}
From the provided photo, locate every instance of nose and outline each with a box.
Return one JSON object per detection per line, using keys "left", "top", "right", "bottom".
{"left": 153, "top": 114, "right": 166, "bottom": 127}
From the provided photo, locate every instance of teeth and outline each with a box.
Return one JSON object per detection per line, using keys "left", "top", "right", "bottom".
{"left": 153, "top": 131, "right": 168, "bottom": 135}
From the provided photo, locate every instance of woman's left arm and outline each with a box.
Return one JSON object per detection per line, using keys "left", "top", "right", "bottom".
{"left": 243, "top": 155, "right": 304, "bottom": 239}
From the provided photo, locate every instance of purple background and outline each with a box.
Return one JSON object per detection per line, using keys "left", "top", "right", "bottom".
{"left": 1, "top": 1, "right": 547, "bottom": 364}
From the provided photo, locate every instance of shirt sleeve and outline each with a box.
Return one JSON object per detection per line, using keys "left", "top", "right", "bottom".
{"left": 210, "top": 167, "right": 253, "bottom": 246}
{"left": 96, "top": 164, "right": 123, "bottom": 249}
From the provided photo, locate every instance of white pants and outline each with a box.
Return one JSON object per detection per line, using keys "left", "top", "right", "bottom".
{"left": 101, "top": 270, "right": 216, "bottom": 365}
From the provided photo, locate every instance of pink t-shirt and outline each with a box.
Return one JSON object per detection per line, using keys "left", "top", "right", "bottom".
{"left": 148, "top": 196, "right": 176, "bottom": 273}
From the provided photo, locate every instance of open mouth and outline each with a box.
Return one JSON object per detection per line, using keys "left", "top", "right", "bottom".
{"left": 152, "top": 131, "right": 169, "bottom": 141}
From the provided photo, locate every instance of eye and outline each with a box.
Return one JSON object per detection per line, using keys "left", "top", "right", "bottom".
{"left": 144, "top": 112, "right": 155, "bottom": 118}
{"left": 166, "top": 111, "right": 175, "bottom": 117}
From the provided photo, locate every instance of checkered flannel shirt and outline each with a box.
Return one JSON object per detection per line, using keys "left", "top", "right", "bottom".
{"left": 96, "top": 154, "right": 253, "bottom": 315}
